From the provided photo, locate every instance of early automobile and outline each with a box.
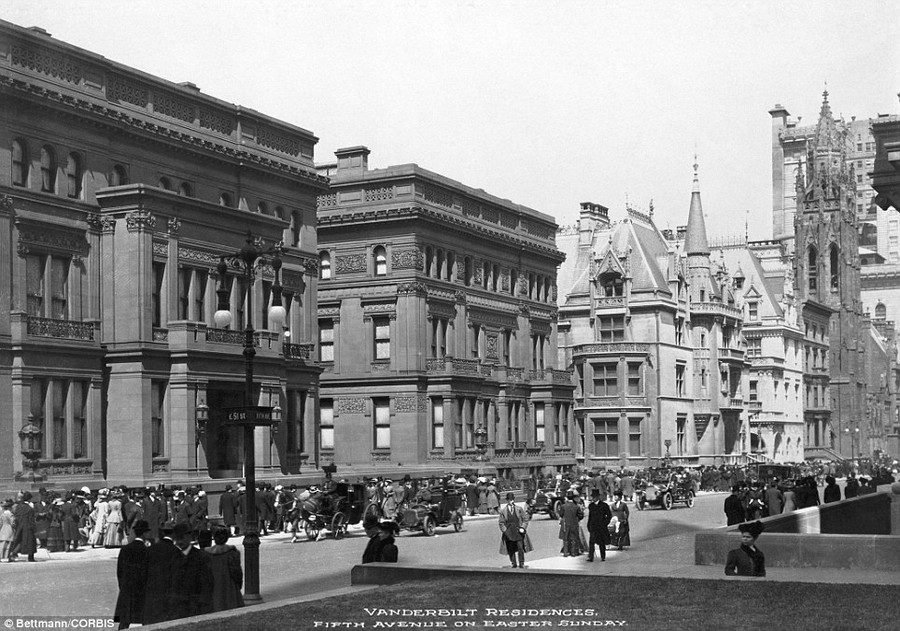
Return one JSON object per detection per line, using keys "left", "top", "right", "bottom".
{"left": 527, "top": 479, "right": 565, "bottom": 519}
{"left": 300, "top": 481, "right": 368, "bottom": 540}
{"left": 634, "top": 469, "right": 695, "bottom": 510}
{"left": 395, "top": 484, "right": 464, "bottom": 536}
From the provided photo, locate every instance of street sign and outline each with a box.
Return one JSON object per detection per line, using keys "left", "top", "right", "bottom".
{"left": 223, "top": 406, "right": 275, "bottom": 425}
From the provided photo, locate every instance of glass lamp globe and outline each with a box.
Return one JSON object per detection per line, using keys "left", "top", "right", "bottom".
{"left": 268, "top": 305, "right": 286, "bottom": 329}
{"left": 214, "top": 309, "right": 233, "bottom": 329}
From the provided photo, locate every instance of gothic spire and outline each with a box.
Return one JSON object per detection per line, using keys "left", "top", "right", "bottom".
{"left": 684, "top": 156, "right": 710, "bottom": 256}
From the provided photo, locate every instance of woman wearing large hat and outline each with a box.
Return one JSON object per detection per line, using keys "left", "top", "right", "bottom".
{"left": 725, "top": 520, "right": 766, "bottom": 576}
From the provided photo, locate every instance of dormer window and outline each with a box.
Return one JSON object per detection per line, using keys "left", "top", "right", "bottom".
{"left": 748, "top": 301, "right": 759, "bottom": 321}
{"left": 599, "top": 273, "right": 624, "bottom": 297}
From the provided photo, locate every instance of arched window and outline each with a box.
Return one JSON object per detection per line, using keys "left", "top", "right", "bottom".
{"left": 464, "top": 257, "right": 473, "bottom": 286}
{"left": 829, "top": 244, "right": 839, "bottom": 290}
{"left": 274, "top": 206, "right": 285, "bottom": 220}
{"left": 436, "top": 249, "right": 445, "bottom": 279}
{"left": 600, "top": 273, "right": 624, "bottom": 297}
{"left": 492, "top": 265, "right": 500, "bottom": 292}
{"left": 374, "top": 246, "right": 387, "bottom": 276}
{"left": 158, "top": 176, "right": 172, "bottom": 191}
{"left": 807, "top": 246, "right": 818, "bottom": 292}
{"left": 219, "top": 192, "right": 232, "bottom": 207}
{"left": 290, "top": 211, "right": 301, "bottom": 247}
{"left": 110, "top": 164, "right": 128, "bottom": 186}
{"left": 257, "top": 201, "right": 268, "bottom": 215}
{"left": 510, "top": 269, "right": 518, "bottom": 295}
{"left": 319, "top": 251, "right": 331, "bottom": 280}
{"left": 178, "top": 182, "right": 193, "bottom": 197}
{"left": 482, "top": 261, "right": 490, "bottom": 289}
{"left": 424, "top": 246, "right": 434, "bottom": 277}
{"left": 40, "top": 145, "right": 56, "bottom": 193}
{"left": 446, "top": 252, "right": 455, "bottom": 282}
{"left": 66, "top": 153, "right": 82, "bottom": 199}
{"left": 11, "top": 139, "right": 28, "bottom": 186}
{"left": 875, "top": 301, "right": 887, "bottom": 320}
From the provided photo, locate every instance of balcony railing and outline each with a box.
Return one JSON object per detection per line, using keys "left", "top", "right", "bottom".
{"left": 27, "top": 316, "right": 96, "bottom": 341}
{"left": 284, "top": 343, "right": 315, "bottom": 360}
{"left": 426, "top": 357, "right": 482, "bottom": 375}
{"left": 718, "top": 347, "right": 745, "bottom": 361}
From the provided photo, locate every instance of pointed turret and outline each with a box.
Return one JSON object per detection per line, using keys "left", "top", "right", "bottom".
{"left": 684, "top": 157, "right": 710, "bottom": 256}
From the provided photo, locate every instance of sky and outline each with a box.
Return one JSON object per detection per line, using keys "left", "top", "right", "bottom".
{"left": 5, "top": 0, "right": 899, "bottom": 241}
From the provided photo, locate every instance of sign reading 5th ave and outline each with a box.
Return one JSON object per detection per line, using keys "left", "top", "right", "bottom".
{"left": 223, "top": 406, "right": 275, "bottom": 425}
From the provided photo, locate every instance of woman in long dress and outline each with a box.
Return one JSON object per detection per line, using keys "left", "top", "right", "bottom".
{"left": 46, "top": 498, "right": 65, "bottom": 552}
{"left": 104, "top": 492, "right": 124, "bottom": 548}
{"left": 0, "top": 499, "right": 15, "bottom": 561}
{"left": 609, "top": 491, "right": 631, "bottom": 550}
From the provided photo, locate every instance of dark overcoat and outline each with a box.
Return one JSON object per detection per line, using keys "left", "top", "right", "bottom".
{"left": 169, "top": 546, "right": 214, "bottom": 619}
{"left": 204, "top": 544, "right": 244, "bottom": 611}
{"left": 142, "top": 538, "right": 181, "bottom": 623}
{"left": 11, "top": 502, "right": 37, "bottom": 556}
{"left": 587, "top": 500, "right": 612, "bottom": 545}
{"left": 114, "top": 538, "right": 149, "bottom": 626}
{"left": 219, "top": 491, "right": 237, "bottom": 527}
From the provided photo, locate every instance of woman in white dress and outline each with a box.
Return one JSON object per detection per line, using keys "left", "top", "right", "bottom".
{"left": 88, "top": 489, "right": 109, "bottom": 547}
{"left": 103, "top": 490, "right": 124, "bottom": 548}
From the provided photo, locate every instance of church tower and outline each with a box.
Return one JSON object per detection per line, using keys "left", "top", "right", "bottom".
{"left": 793, "top": 89, "right": 865, "bottom": 458}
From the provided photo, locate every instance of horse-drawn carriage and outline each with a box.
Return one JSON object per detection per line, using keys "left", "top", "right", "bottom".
{"left": 300, "top": 481, "right": 367, "bottom": 540}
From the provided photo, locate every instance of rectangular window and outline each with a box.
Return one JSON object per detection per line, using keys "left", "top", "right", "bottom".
{"left": 432, "top": 398, "right": 444, "bottom": 449}
{"left": 73, "top": 381, "right": 88, "bottom": 459}
{"left": 178, "top": 267, "right": 192, "bottom": 320}
{"left": 532, "top": 334, "right": 545, "bottom": 370}
{"left": 629, "top": 418, "right": 641, "bottom": 455}
{"left": 503, "top": 330, "right": 511, "bottom": 365}
{"left": 50, "top": 257, "right": 69, "bottom": 319}
{"left": 534, "top": 402, "right": 545, "bottom": 444}
{"left": 592, "top": 363, "right": 618, "bottom": 396}
{"left": 152, "top": 262, "right": 165, "bottom": 327}
{"left": 374, "top": 398, "right": 390, "bottom": 449}
{"left": 593, "top": 418, "right": 618, "bottom": 457}
{"left": 319, "top": 320, "right": 334, "bottom": 362}
{"left": 373, "top": 317, "right": 391, "bottom": 361}
{"left": 26, "top": 254, "right": 45, "bottom": 316}
{"left": 748, "top": 302, "right": 758, "bottom": 321}
{"left": 53, "top": 380, "right": 68, "bottom": 459}
{"left": 320, "top": 399, "right": 334, "bottom": 449}
{"left": 150, "top": 381, "right": 166, "bottom": 458}
{"left": 471, "top": 324, "right": 481, "bottom": 359}
{"left": 627, "top": 362, "right": 643, "bottom": 396}
{"left": 675, "top": 318, "right": 684, "bottom": 345}
{"left": 194, "top": 272, "right": 207, "bottom": 323}
{"left": 746, "top": 338, "right": 761, "bottom": 358}
{"left": 675, "top": 363, "right": 686, "bottom": 397}
{"left": 676, "top": 415, "right": 686, "bottom": 455}
{"left": 598, "top": 315, "right": 625, "bottom": 342}
{"left": 31, "top": 379, "right": 48, "bottom": 455}
{"left": 261, "top": 280, "right": 272, "bottom": 330}
{"left": 287, "top": 390, "right": 305, "bottom": 453}
{"left": 179, "top": 268, "right": 207, "bottom": 322}
{"left": 749, "top": 380, "right": 758, "bottom": 402}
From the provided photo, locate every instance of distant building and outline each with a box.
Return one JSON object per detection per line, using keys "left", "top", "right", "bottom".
{"left": 315, "top": 147, "right": 575, "bottom": 481}
{"left": 0, "top": 20, "right": 326, "bottom": 488}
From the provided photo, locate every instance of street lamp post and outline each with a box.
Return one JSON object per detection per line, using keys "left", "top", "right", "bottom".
{"left": 213, "top": 232, "right": 285, "bottom": 603}
{"left": 845, "top": 423, "right": 859, "bottom": 465}
{"left": 663, "top": 439, "right": 672, "bottom": 467}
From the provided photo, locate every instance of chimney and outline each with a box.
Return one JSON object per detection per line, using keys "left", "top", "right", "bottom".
{"left": 334, "top": 146, "right": 370, "bottom": 175}
{"left": 578, "top": 202, "right": 610, "bottom": 245}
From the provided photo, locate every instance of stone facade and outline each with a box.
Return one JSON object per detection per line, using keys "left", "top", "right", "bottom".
{"left": 315, "top": 147, "right": 575, "bottom": 481}
{"left": 0, "top": 20, "right": 327, "bottom": 488}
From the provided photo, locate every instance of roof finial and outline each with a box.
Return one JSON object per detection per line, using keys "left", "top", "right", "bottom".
{"left": 745, "top": 210, "right": 749, "bottom": 242}
{"left": 692, "top": 154, "right": 700, "bottom": 193}
{"left": 823, "top": 80, "right": 829, "bottom": 102}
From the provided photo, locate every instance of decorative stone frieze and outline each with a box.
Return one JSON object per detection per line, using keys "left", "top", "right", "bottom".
{"left": 12, "top": 43, "right": 83, "bottom": 84}
{"left": 108, "top": 73, "right": 149, "bottom": 107}
{"left": 257, "top": 126, "right": 301, "bottom": 156}
{"left": 397, "top": 282, "right": 428, "bottom": 296}
{"left": 335, "top": 254, "right": 366, "bottom": 273}
{"left": 391, "top": 248, "right": 423, "bottom": 270}
{"left": 365, "top": 187, "right": 394, "bottom": 202}
{"left": 152, "top": 241, "right": 168, "bottom": 257}
{"left": 16, "top": 221, "right": 90, "bottom": 258}
{"left": 395, "top": 395, "right": 428, "bottom": 413}
{"left": 282, "top": 269, "right": 304, "bottom": 293}
{"left": 337, "top": 397, "right": 367, "bottom": 415}
{"left": 179, "top": 247, "right": 219, "bottom": 266}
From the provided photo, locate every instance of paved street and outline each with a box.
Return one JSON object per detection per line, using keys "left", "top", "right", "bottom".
{"left": 0, "top": 492, "right": 726, "bottom": 617}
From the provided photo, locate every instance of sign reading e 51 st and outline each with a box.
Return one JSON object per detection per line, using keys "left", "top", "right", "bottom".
{"left": 223, "top": 406, "right": 275, "bottom": 425}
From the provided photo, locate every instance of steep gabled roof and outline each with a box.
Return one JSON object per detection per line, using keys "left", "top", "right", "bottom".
{"left": 684, "top": 158, "right": 710, "bottom": 256}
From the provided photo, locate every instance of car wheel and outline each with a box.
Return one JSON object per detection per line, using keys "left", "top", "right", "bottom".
{"left": 453, "top": 513, "right": 463, "bottom": 532}
{"left": 423, "top": 515, "right": 436, "bottom": 536}
{"left": 550, "top": 501, "right": 562, "bottom": 520}
{"left": 662, "top": 492, "right": 673, "bottom": 511}
{"left": 686, "top": 491, "right": 695, "bottom": 508}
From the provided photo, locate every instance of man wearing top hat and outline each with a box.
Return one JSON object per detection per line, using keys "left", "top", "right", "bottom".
{"left": 586, "top": 489, "right": 612, "bottom": 562}
{"left": 114, "top": 520, "right": 151, "bottom": 629}
{"left": 498, "top": 492, "right": 532, "bottom": 568}
{"left": 219, "top": 485, "right": 237, "bottom": 536}
{"left": 143, "top": 521, "right": 180, "bottom": 624}
{"left": 140, "top": 487, "right": 164, "bottom": 543}
{"left": 169, "top": 522, "right": 214, "bottom": 620}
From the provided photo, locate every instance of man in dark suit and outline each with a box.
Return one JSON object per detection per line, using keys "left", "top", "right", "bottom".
{"left": 724, "top": 485, "right": 746, "bottom": 525}
{"left": 586, "top": 489, "right": 612, "bottom": 562}
{"left": 114, "top": 520, "right": 151, "bottom": 629}
{"left": 142, "top": 521, "right": 180, "bottom": 624}
{"left": 140, "top": 488, "right": 164, "bottom": 543}
{"left": 169, "top": 522, "right": 214, "bottom": 620}
{"left": 219, "top": 485, "right": 237, "bottom": 536}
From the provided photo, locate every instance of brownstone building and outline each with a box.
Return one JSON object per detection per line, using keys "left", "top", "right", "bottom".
{"left": 316, "top": 147, "right": 575, "bottom": 481}
{"left": 0, "top": 20, "right": 326, "bottom": 488}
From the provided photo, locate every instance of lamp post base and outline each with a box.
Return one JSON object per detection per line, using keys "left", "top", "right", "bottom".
{"left": 242, "top": 529, "right": 263, "bottom": 603}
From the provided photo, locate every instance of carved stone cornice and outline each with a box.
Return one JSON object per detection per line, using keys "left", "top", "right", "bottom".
{"left": 16, "top": 219, "right": 90, "bottom": 258}
{"left": 397, "top": 282, "right": 428, "bottom": 296}
{"left": 100, "top": 216, "right": 117, "bottom": 233}
{"left": 125, "top": 209, "right": 156, "bottom": 232}
{"left": 167, "top": 217, "right": 182, "bottom": 234}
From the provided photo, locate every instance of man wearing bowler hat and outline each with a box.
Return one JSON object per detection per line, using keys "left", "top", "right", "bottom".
{"left": 169, "top": 522, "right": 214, "bottom": 620}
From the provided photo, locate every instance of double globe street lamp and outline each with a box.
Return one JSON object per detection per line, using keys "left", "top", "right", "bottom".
{"left": 210, "top": 231, "right": 285, "bottom": 602}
